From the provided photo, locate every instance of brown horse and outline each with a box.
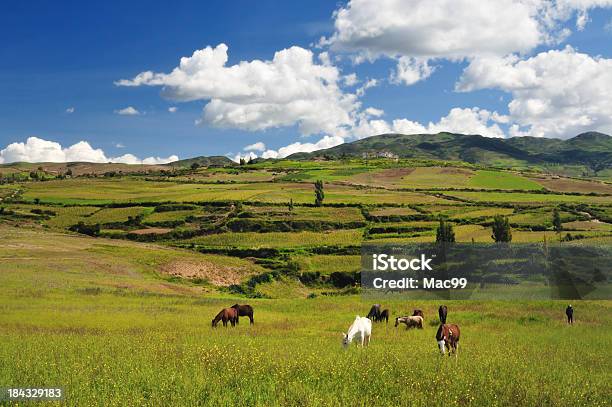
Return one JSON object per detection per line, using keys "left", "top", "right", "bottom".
{"left": 412, "top": 309, "right": 424, "bottom": 318}
{"left": 231, "top": 304, "right": 254, "bottom": 325}
{"left": 436, "top": 324, "right": 460, "bottom": 356}
{"left": 212, "top": 308, "right": 238, "bottom": 328}
{"left": 379, "top": 309, "right": 390, "bottom": 323}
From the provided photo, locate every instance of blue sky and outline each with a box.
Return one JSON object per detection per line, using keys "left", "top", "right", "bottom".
{"left": 1, "top": 0, "right": 611, "bottom": 163}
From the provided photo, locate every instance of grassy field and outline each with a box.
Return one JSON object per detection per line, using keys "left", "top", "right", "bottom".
{"left": 1, "top": 159, "right": 611, "bottom": 406}
{"left": 0, "top": 226, "right": 609, "bottom": 406}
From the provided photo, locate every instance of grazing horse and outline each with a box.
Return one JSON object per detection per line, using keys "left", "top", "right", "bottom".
{"left": 412, "top": 309, "right": 424, "bottom": 318}
{"left": 395, "top": 316, "right": 423, "bottom": 329}
{"left": 438, "top": 305, "right": 448, "bottom": 324}
{"left": 379, "top": 309, "right": 390, "bottom": 323}
{"left": 212, "top": 308, "right": 238, "bottom": 328}
{"left": 342, "top": 316, "right": 372, "bottom": 348}
{"left": 367, "top": 304, "right": 382, "bottom": 321}
{"left": 231, "top": 304, "right": 254, "bottom": 325}
{"left": 436, "top": 324, "right": 460, "bottom": 357}
{"left": 566, "top": 305, "right": 574, "bottom": 324}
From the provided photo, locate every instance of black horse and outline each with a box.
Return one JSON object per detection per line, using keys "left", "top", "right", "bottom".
{"left": 566, "top": 305, "right": 574, "bottom": 324}
{"left": 438, "top": 305, "right": 448, "bottom": 324}
{"left": 367, "top": 304, "right": 382, "bottom": 321}
{"left": 231, "top": 304, "right": 254, "bottom": 325}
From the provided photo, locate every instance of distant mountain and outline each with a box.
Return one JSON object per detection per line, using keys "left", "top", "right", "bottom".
{"left": 288, "top": 132, "right": 612, "bottom": 170}
{"left": 171, "top": 155, "right": 236, "bottom": 168}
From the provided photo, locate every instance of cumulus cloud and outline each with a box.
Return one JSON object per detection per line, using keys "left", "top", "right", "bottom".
{"left": 66, "top": 107, "right": 75, "bottom": 114}
{"left": 457, "top": 46, "right": 612, "bottom": 138}
{"left": 392, "top": 57, "right": 435, "bottom": 86}
{"left": 0, "top": 137, "right": 178, "bottom": 165}
{"left": 115, "top": 106, "right": 141, "bottom": 116}
{"left": 241, "top": 135, "right": 345, "bottom": 161}
{"left": 168, "top": 106, "right": 178, "bottom": 113}
{"left": 116, "top": 43, "right": 358, "bottom": 136}
{"left": 323, "top": 0, "right": 612, "bottom": 86}
{"left": 244, "top": 142, "right": 266, "bottom": 152}
{"left": 353, "top": 107, "right": 508, "bottom": 139}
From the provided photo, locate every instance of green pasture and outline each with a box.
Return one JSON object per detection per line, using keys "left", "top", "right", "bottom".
{"left": 467, "top": 170, "right": 543, "bottom": 190}
{"left": 0, "top": 226, "right": 610, "bottom": 406}
{"left": 186, "top": 230, "right": 364, "bottom": 248}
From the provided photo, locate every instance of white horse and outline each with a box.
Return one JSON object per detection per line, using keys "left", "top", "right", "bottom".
{"left": 342, "top": 316, "right": 372, "bottom": 348}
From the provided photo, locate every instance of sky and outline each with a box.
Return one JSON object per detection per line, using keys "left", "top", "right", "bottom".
{"left": 1, "top": 0, "right": 612, "bottom": 164}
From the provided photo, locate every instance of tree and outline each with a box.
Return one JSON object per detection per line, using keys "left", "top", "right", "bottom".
{"left": 436, "top": 220, "right": 455, "bottom": 243}
{"left": 552, "top": 207, "right": 563, "bottom": 233}
{"left": 239, "top": 157, "right": 246, "bottom": 166}
{"left": 190, "top": 162, "right": 200, "bottom": 171}
{"left": 288, "top": 198, "right": 294, "bottom": 212}
{"left": 314, "top": 180, "right": 324, "bottom": 207}
{"left": 491, "top": 215, "right": 512, "bottom": 242}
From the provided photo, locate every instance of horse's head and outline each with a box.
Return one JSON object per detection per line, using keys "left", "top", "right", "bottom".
{"left": 394, "top": 317, "right": 400, "bottom": 327}
{"left": 211, "top": 319, "right": 217, "bottom": 328}
{"left": 342, "top": 332, "right": 350, "bottom": 348}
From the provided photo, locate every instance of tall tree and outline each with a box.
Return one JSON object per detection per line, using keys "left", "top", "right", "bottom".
{"left": 491, "top": 215, "right": 512, "bottom": 242}
{"left": 314, "top": 180, "right": 324, "bottom": 207}
{"left": 552, "top": 207, "right": 563, "bottom": 233}
{"left": 436, "top": 220, "right": 455, "bottom": 243}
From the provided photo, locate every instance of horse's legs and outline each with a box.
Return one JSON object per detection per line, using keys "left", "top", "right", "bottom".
{"left": 249, "top": 314, "right": 254, "bottom": 325}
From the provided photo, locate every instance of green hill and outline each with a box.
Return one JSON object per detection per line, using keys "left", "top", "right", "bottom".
{"left": 288, "top": 132, "right": 612, "bottom": 171}
{"left": 171, "top": 155, "right": 236, "bottom": 168}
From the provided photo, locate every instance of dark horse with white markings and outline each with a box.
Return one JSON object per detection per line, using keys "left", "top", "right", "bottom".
{"left": 438, "top": 305, "right": 448, "bottom": 324}
{"left": 231, "top": 304, "right": 254, "bottom": 325}
{"left": 212, "top": 307, "right": 238, "bottom": 328}
{"left": 436, "top": 324, "right": 460, "bottom": 357}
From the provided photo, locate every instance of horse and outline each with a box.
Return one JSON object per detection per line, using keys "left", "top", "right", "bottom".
{"left": 231, "top": 304, "right": 254, "bottom": 325}
{"left": 366, "top": 304, "right": 381, "bottom": 321}
{"left": 395, "top": 315, "right": 423, "bottom": 329}
{"left": 412, "top": 309, "right": 424, "bottom": 318}
{"left": 342, "top": 316, "right": 372, "bottom": 348}
{"left": 379, "top": 309, "right": 390, "bottom": 323}
{"left": 438, "top": 305, "right": 448, "bottom": 324}
{"left": 436, "top": 324, "right": 460, "bottom": 356}
{"left": 212, "top": 308, "right": 238, "bottom": 328}
{"left": 566, "top": 305, "right": 574, "bottom": 324}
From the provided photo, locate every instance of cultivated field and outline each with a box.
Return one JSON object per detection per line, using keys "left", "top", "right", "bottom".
{"left": 1, "top": 158, "right": 611, "bottom": 406}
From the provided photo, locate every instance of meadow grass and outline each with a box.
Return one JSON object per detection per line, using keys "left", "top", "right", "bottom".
{"left": 467, "top": 170, "right": 543, "bottom": 190}
{"left": 186, "top": 230, "right": 364, "bottom": 248}
{"left": 443, "top": 191, "right": 612, "bottom": 204}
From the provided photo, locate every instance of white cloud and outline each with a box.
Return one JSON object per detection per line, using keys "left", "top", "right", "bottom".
{"left": 0, "top": 137, "right": 178, "bottom": 165}
{"left": 325, "top": 0, "right": 543, "bottom": 60}
{"left": 392, "top": 57, "right": 435, "bottom": 86}
{"left": 115, "top": 143, "right": 125, "bottom": 148}
{"left": 244, "top": 142, "right": 266, "bottom": 152}
{"left": 115, "top": 106, "right": 141, "bottom": 116}
{"left": 353, "top": 107, "right": 507, "bottom": 139}
{"left": 343, "top": 73, "right": 359, "bottom": 86}
{"left": 324, "top": 0, "right": 612, "bottom": 87}
{"left": 231, "top": 151, "right": 258, "bottom": 163}
{"left": 168, "top": 106, "right": 178, "bottom": 113}
{"left": 116, "top": 43, "right": 358, "bottom": 136}
{"left": 251, "top": 135, "right": 345, "bottom": 160}
{"left": 66, "top": 107, "right": 75, "bottom": 114}
{"left": 355, "top": 78, "right": 378, "bottom": 96}
{"left": 457, "top": 46, "right": 612, "bottom": 138}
